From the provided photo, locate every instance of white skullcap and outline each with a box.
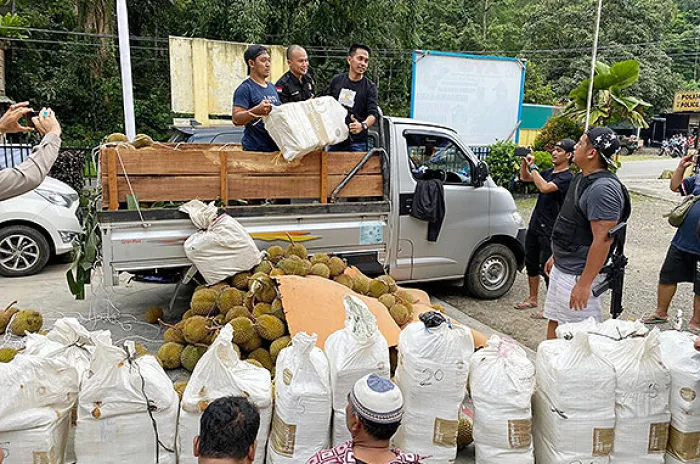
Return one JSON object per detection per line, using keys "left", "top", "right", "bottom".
{"left": 349, "top": 374, "right": 404, "bottom": 424}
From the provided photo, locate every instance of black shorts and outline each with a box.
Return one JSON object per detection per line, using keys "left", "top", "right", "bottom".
{"left": 525, "top": 229, "right": 552, "bottom": 278}
{"left": 659, "top": 244, "right": 700, "bottom": 295}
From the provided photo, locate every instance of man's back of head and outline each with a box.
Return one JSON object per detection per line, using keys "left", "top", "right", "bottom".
{"left": 194, "top": 396, "right": 260, "bottom": 464}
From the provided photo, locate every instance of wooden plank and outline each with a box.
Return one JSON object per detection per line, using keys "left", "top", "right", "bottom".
{"left": 107, "top": 149, "right": 119, "bottom": 210}
{"left": 320, "top": 151, "right": 328, "bottom": 204}
{"left": 220, "top": 151, "right": 228, "bottom": 205}
{"left": 114, "top": 176, "right": 220, "bottom": 202}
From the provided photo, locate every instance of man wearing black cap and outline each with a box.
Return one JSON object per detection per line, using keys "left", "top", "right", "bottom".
{"left": 326, "top": 44, "right": 378, "bottom": 152}
{"left": 542, "top": 127, "right": 631, "bottom": 339}
{"left": 275, "top": 45, "right": 315, "bottom": 104}
{"left": 514, "top": 139, "right": 575, "bottom": 318}
{"left": 232, "top": 44, "right": 281, "bottom": 152}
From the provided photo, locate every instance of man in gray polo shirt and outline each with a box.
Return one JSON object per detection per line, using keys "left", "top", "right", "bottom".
{"left": 543, "top": 127, "right": 630, "bottom": 339}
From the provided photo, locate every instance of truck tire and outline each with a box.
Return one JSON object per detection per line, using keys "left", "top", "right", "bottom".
{"left": 465, "top": 243, "right": 517, "bottom": 299}
{"left": 0, "top": 225, "right": 52, "bottom": 277}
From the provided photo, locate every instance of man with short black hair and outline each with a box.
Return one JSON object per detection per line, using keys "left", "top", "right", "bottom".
{"left": 232, "top": 44, "right": 281, "bottom": 152}
{"left": 327, "top": 44, "right": 378, "bottom": 152}
{"left": 193, "top": 396, "right": 260, "bottom": 464}
{"left": 543, "top": 127, "right": 630, "bottom": 339}
{"left": 276, "top": 45, "right": 315, "bottom": 104}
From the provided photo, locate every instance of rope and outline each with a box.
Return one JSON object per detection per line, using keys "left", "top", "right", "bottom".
{"left": 114, "top": 145, "right": 150, "bottom": 229}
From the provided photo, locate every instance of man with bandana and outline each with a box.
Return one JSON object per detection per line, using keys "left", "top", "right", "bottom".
{"left": 232, "top": 44, "right": 281, "bottom": 152}
{"left": 542, "top": 127, "right": 631, "bottom": 339}
{"left": 307, "top": 374, "right": 424, "bottom": 464}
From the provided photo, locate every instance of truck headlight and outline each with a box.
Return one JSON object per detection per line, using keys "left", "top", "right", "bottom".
{"left": 35, "top": 189, "right": 78, "bottom": 209}
{"left": 512, "top": 212, "right": 525, "bottom": 228}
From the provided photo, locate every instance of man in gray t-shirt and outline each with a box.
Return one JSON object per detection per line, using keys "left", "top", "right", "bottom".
{"left": 543, "top": 127, "right": 627, "bottom": 339}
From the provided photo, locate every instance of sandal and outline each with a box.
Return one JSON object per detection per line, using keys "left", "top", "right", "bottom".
{"left": 641, "top": 315, "right": 668, "bottom": 325}
{"left": 688, "top": 326, "right": 700, "bottom": 336}
{"left": 530, "top": 311, "right": 545, "bottom": 320}
{"left": 514, "top": 301, "right": 538, "bottom": 310}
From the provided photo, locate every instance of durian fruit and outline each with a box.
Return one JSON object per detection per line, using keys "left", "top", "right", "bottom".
{"left": 134, "top": 343, "right": 149, "bottom": 358}
{"left": 284, "top": 243, "right": 308, "bottom": 259}
{"left": 157, "top": 342, "right": 185, "bottom": 369}
{"left": 183, "top": 316, "right": 211, "bottom": 344}
{"left": 252, "top": 302, "right": 273, "bottom": 318}
{"left": 164, "top": 326, "right": 186, "bottom": 344}
{"left": 278, "top": 255, "right": 310, "bottom": 276}
{"left": 106, "top": 133, "right": 129, "bottom": 143}
{"left": 327, "top": 256, "right": 347, "bottom": 277}
{"left": 395, "top": 289, "right": 417, "bottom": 305}
{"left": 248, "top": 348, "right": 274, "bottom": 371}
{"left": 254, "top": 314, "right": 286, "bottom": 341}
{"left": 270, "top": 335, "right": 291, "bottom": 363}
{"left": 190, "top": 288, "right": 218, "bottom": 315}
{"left": 246, "top": 359, "right": 264, "bottom": 368}
{"left": 353, "top": 275, "right": 371, "bottom": 295}
{"left": 457, "top": 416, "right": 474, "bottom": 449}
{"left": 0, "top": 347, "right": 18, "bottom": 363}
{"left": 209, "top": 282, "right": 231, "bottom": 294}
{"left": 310, "top": 253, "right": 330, "bottom": 265}
{"left": 378, "top": 294, "right": 396, "bottom": 309}
{"left": 266, "top": 246, "right": 285, "bottom": 264}
{"left": 225, "top": 306, "right": 250, "bottom": 323}
{"left": 377, "top": 275, "right": 398, "bottom": 293}
{"left": 390, "top": 304, "right": 412, "bottom": 326}
{"left": 218, "top": 288, "right": 244, "bottom": 314}
{"left": 240, "top": 333, "right": 263, "bottom": 352}
{"left": 334, "top": 274, "right": 354, "bottom": 290}
{"left": 174, "top": 381, "right": 188, "bottom": 401}
{"left": 243, "top": 292, "right": 255, "bottom": 311}
{"left": 0, "top": 307, "right": 20, "bottom": 334}
{"left": 145, "top": 306, "right": 164, "bottom": 324}
{"left": 9, "top": 309, "right": 43, "bottom": 336}
{"left": 213, "top": 314, "right": 226, "bottom": 326}
{"left": 229, "top": 317, "right": 256, "bottom": 345}
{"left": 181, "top": 345, "right": 208, "bottom": 372}
{"left": 254, "top": 260, "right": 274, "bottom": 275}
{"left": 310, "top": 263, "right": 331, "bottom": 279}
{"left": 270, "top": 268, "right": 285, "bottom": 277}
{"left": 431, "top": 304, "right": 446, "bottom": 313}
{"left": 249, "top": 273, "right": 277, "bottom": 303}
{"left": 132, "top": 133, "right": 154, "bottom": 149}
{"left": 271, "top": 299, "right": 285, "bottom": 320}
{"left": 368, "top": 279, "right": 390, "bottom": 298}
{"left": 231, "top": 272, "right": 252, "bottom": 291}
{"left": 182, "top": 309, "right": 194, "bottom": 320}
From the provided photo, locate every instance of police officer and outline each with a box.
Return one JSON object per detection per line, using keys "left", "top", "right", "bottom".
{"left": 275, "top": 45, "right": 315, "bottom": 104}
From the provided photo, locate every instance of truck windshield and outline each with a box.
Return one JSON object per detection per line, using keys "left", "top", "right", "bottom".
{"left": 405, "top": 133, "right": 473, "bottom": 185}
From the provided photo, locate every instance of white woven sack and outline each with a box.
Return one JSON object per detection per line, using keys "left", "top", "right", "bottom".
{"left": 325, "top": 295, "right": 390, "bottom": 446}
{"left": 0, "top": 354, "right": 79, "bottom": 464}
{"left": 659, "top": 331, "right": 700, "bottom": 464}
{"left": 74, "top": 341, "right": 178, "bottom": 464}
{"left": 533, "top": 332, "right": 616, "bottom": 464}
{"left": 267, "top": 332, "right": 332, "bottom": 464}
{"left": 469, "top": 335, "right": 535, "bottom": 464}
{"left": 393, "top": 317, "right": 474, "bottom": 463}
{"left": 179, "top": 324, "right": 273, "bottom": 464}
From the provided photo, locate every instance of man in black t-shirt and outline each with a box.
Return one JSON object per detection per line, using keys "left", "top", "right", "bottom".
{"left": 514, "top": 139, "right": 575, "bottom": 318}
{"left": 327, "top": 44, "right": 378, "bottom": 152}
{"left": 275, "top": 45, "right": 315, "bottom": 104}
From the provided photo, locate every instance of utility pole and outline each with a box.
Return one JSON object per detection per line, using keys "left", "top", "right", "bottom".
{"left": 585, "top": 0, "right": 604, "bottom": 130}
{"left": 116, "top": 0, "right": 136, "bottom": 140}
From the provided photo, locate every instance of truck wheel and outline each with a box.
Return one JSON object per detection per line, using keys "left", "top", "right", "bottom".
{"left": 465, "top": 243, "right": 517, "bottom": 299}
{"left": 0, "top": 225, "right": 51, "bottom": 277}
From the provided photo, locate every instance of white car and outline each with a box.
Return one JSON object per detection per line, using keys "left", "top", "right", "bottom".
{"left": 0, "top": 177, "right": 82, "bottom": 277}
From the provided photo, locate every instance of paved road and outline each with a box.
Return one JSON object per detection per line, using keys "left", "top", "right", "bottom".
{"left": 617, "top": 157, "right": 677, "bottom": 180}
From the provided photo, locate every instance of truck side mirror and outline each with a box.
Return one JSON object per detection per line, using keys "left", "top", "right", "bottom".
{"left": 476, "top": 161, "right": 489, "bottom": 186}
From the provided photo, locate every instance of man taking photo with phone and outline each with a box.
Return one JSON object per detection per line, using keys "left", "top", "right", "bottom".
{"left": 0, "top": 102, "right": 62, "bottom": 201}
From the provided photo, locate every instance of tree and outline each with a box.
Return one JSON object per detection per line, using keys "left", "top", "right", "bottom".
{"left": 563, "top": 60, "right": 651, "bottom": 128}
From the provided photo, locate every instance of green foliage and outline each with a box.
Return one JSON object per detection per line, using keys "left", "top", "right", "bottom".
{"left": 67, "top": 188, "right": 102, "bottom": 300}
{"left": 486, "top": 140, "right": 518, "bottom": 189}
{"left": 533, "top": 151, "right": 554, "bottom": 171}
{"left": 0, "top": 13, "right": 28, "bottom": 38}
{"left": 533, "top": 115, "right": 584, "bottom": 151}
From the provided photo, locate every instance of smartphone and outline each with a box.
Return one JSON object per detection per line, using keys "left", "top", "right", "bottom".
{"left": 25, "top": 109, "right": 49, "bottom": 128}
{"left": 514, "top": 147, "right": 532, "bottom": 157}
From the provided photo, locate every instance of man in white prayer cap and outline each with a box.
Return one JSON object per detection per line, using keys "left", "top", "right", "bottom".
{"left": 307, "top": 374, "right": 425, "bottom": 464}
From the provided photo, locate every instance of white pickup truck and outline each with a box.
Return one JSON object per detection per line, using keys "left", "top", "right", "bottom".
{"left": 99, "top": 114, "right": 526, "bottom": 299}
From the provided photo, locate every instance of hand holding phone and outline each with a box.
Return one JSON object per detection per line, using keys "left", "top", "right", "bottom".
{"left": 515, "top": 146, "right": 532, "bottom": 157}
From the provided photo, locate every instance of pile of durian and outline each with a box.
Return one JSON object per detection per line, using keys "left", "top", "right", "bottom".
{"left": 0, "top": 304, "right": 44, "bottom": 363}
{"left": 155, "top": 243, "right": 423, "bottom": 379}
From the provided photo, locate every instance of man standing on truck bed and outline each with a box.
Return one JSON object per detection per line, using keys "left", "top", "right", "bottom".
{"left": 327, "top": 44, "right": 378, "bottom": 152}
{"left": 232, "top": 44, "right": 281, "bottom": 152}
{"left": 276, "top": 45, "right": 315, "bottom": 104}
{"left": 543, "top": 127, "right": 630, "bottom": 340}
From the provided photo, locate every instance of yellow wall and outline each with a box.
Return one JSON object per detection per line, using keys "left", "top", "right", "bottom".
{"left": 519, "top": 129, "right": 539, "bottom": 147}
{"left": 169, "top": 37, "right": 288, "bottom": 124}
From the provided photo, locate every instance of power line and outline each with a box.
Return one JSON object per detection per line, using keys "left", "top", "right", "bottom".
{"left": 1, "top": 26, "right": 168, "bottom": 43}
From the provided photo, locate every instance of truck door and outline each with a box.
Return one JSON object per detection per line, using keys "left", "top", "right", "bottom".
{"left": 394, "top": 127, "right": 491, "bottom": 282}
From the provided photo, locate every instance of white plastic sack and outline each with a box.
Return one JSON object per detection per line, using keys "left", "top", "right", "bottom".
{"left": 267, "top": 332, "right": 332, "bottom": 464}
{"left": 75, "top": 341, "right": 179, "bottom": 464}
{"left": 180, "top": 324, "right": 273, "bottom": 464}
{"left": 590, "top": 326, "right": 672, "bottom": 463}
{"left": 393, "top": 317, "right": 474, "bottom": 463}
{"left": 180, "top": 200, "right": 263, "bottom": 285}
{"left": 659, "top": 331, "right": 700, "bottom": 464}
{"left": 0, "top": 354, "right": 79, "bottom": 464}
{"left": 469, "top": 335, "right": 535, "bottom": 464}
{"left": 266, "top": 96, "right": 350, "bottom": 161}
{"left": 325, "top": 295, "right": 390, "bottom": 446}
{"left": 555, "top": 316, "right": 600, "bottom": 339}
{"left": 533, "top": 332, "right": 616, "bottom": 464}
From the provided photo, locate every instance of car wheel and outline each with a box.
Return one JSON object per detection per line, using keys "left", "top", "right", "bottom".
{"left": 0, "top": 225, "right": 51, "bottom": 277}
{"left": 465, "top": 243, "right": 517, "bottom": 299}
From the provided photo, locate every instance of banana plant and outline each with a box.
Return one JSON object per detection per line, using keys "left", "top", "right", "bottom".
{"left": 563, "top": 60, "right": 652, "bottom": 128}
